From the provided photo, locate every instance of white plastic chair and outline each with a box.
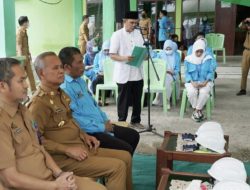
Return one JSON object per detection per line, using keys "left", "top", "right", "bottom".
{"left": 95, "top": 58, "right": 118, "bottom": 105}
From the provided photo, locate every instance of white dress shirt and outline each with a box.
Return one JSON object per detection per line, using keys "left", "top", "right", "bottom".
{"left": 110, "top": 27, "right": 145, "bottom": 84}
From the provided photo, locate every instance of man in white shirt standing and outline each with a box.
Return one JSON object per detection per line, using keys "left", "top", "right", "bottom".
{"left": 110, "top": 11, "right": 145, "bottom": 129}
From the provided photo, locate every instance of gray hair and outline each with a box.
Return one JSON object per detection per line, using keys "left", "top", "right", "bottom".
{"left": 0, "top": 58, "right": 20, "bottom": 85}
{"left": 34, "top": 52, "right": 56, "bottom": 79}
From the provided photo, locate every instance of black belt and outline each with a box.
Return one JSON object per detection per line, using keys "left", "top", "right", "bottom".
{"left": 245, "top": 47, "right": 250, "bottom": 50}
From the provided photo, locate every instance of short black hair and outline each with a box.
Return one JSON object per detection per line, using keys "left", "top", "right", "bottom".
{"left": 160, "top": 10, "right": 168, "bottom": 16}
{"left": 18, "top": 16, "right": 29, "bottom": 26}
{"left": 82, "top": 15, "right": 89, "bottom": 21}
{"left": 170, "top": 34, "right": 179, "bottom": 39}
{"left": 194, "top": 32, "right": 205, "bottom": 40}
{"left": 0, "top": 58, "right": 20, "bottom": 85}
{"left": 58, "top": 47, "right": 81, "bottom": 67}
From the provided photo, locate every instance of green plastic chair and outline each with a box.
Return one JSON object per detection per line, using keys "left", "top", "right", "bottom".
{"left": 81, "top": 75, "right": 91, "bottom": 85}
{"left": 153, "top": 49, "right": 163, "bottom": 54}
{"left": 171, "top": 81, "right": 179, "bottom": 107}
{"left": 141, "top": 59, "right": 168, "bottom": 112}
{"left": 205, "top": 33, "right": 215, "bottom": 48}
{"left": 206, "top": 33, "right": 226, "bottom": 64}
{"left": 179, "top": 89, "right": 212, "bottom": 120}
{"left": 213, "top": 33, "right": 226, "bottom": 64}
{"left": 95, "top": 58, "right": 118, "bottom": 106}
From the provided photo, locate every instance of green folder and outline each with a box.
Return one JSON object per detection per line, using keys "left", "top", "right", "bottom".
{"left": 127, "top": 46, "right": 147, "bottom": 67}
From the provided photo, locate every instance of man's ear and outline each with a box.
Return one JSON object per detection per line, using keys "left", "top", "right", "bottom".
{"left": 64, "top": 64, "right": 71, "bottom": 71}
{"left": 0, "top": 81, "right": 9, "bottom": 92}
{"left": 38, "top": 69, "right": 44, "bottom": 80}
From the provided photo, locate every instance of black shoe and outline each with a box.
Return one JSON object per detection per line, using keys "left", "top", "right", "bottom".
{"left": 236, "top": 89, "right": 246, "bottom": 96}
{"left": 191, "top": 111, "right": 201, "bottom": 122}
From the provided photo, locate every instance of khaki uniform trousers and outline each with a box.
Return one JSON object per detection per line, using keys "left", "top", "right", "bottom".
{"left": 241, "top": 49, "right": 250, "bottom": 90}
{"left": 24, "top": 57, "right": 36, "bottom": 92}
{"left": 75, "top": 176, "right": 106, "bottom": 190}
{"left": 79, "top": 41, "right": 87, "bottom": 55}
{"left": 53, "top": 148, "right": 132, "bottom": 190}
{"left": 0, "top": 177, "right": 106, "bottom": 190}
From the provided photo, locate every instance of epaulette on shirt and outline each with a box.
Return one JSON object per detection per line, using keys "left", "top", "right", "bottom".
{"left": 26, "top": 88, "right": 46, "bottom": 107}
{"left": 31, "top": 88, "right": 46, "bottom": 100}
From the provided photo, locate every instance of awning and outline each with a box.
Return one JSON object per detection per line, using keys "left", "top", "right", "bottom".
{"left": 220, "top": 0, "right": 250, "bottom": 7}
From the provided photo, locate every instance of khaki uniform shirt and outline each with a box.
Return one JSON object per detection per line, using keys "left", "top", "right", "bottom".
{"left": 16, "top": 27, "right": 30, "bottom": 57}
{"left": 139, "top": 18, "right": 151, "bottom": 38}
{"left": 28, "top": 85, "right": 87, "bottom": 156}
{"left": 78, "top": 22, "right": 89, "bottom": 46}
{"left": 244, "top": 31, "right": 250, "bottom": 49}
{"left": 0, "top": 100, "right": 52, "bottom": 181}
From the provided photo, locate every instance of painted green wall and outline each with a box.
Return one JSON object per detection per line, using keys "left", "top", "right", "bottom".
{"left": 74, "top": 0, "right": 83, "bottom": 46}
{"left": 15, "top": 0, "right": 74, "bottom": 56}
{"left": 175, "top": 0, "right": 183, "bottom": 38}
{"left": 130, "top": 0, "right": 137, "bottom": 11}
{"left": 0, "top": 0, "right": 16, "bottom": 57}
{"left": 103, "top": 0, "right": 115, "bottom": 41}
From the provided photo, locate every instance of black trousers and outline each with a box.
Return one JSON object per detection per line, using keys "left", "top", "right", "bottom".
{"left": 158, "top": 41, "right": 165, "bottom": 49}
{"left": 117, "top": 80, "right": 143, "bottom": 123}
{"left": 90, "top": 126, "right": 140, "bottom": 155}
{"left": 91, "top": 74, "right": 104, "bottom": 95}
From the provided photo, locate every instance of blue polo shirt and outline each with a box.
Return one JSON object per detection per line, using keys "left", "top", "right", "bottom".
{"left": 60, "top": 74, "right": 108, "bottom": 134}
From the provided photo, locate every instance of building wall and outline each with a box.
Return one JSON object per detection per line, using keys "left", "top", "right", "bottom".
{"left": 15, "top": 0, "right": 74, "bottom": 56}
{"left": 215, "top": 0, "right": 237, "bottom": 55}
{"left": 0, "top": 0, "right": 16, "bottom": 57}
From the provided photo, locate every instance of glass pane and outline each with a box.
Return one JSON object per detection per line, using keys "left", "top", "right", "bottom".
{"left": 87, "top": 0, "right": 103, "bottom": 47}
{"left": 182, "top": 0, "right": 215, "bottom": 47}
{"left": 138, "top": 0, "right": 176, "bottom": 48}
{"left": 200, "top": 0, "right": 216, "bottom": 33}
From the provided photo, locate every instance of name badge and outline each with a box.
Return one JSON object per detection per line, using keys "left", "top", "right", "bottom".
{"left": 11, "top": 123, "right": 23, "bottom": 134}
{"left": 55, "top": 108, "right": 64, "bottom": 113}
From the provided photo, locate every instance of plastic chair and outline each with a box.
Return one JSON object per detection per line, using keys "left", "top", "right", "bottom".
{"left": 95, "top": 58, "right": 118, "bottom": 105}
{"left": 141, "top": 59, "right": 168, "bottom": 112}
{"left": 206, "top": 33, "right": 226, "bottom": 64}
{"left": 205, "top": 33, "right": 216, "bottom": 48}
{"left": 171, "top": 80, "right": 181, "bottom": 107}
{"left": 213, "top": 33, "right": 226, "bottom": 64}
{"left": 81, "top": 75, "right": 91, "bottom": 85}
{"left": 179, "top": 89, "right": 212, "bottom": 120}
{"left": 153, "top": 49, "right": 163, "bottom": 54}
{"left": 81, "top": 75, "right": 92, "bottom": 96}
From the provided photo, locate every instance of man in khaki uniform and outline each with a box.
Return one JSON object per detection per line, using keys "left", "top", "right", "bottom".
{"left": 0, "top": 58, "right": 106, "bottom": 190}
{"left": 78, "top": 15, "right": 89, "bottom": 55}
{"left": 16, "top": 16, "right": 36, "bottom": 92}
{"left": 28, "top": 52, "right": 132, "bottom": 190}
{"left": 237, "top": 17, "right": 250, "bottom": 96}
{"left": 139, "top": 10, "right": 152, "bottom": 40}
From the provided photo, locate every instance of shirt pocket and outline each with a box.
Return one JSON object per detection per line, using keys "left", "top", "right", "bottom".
{"left": 11, "top": 126, "right": 24, "bottom": 144}
{"left": 52, "top": 107, "right": 68, "bottom": 126}
{"left": 10, "top": 125, "right": 30, "bottom": 157}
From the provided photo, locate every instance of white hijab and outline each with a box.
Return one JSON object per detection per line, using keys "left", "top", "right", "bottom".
{"left": 162, "top": 40, "right": 176, "bottom": 71}
{"left": 185, "top": 39, "right": 206, "bottom": 65}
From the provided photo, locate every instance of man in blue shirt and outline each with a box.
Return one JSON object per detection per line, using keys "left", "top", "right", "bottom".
{"left": 59, "top": 47, "right": 140, "bottom": 155}
{"left": 158, "top": 10, "right": 174, "bottom": 49}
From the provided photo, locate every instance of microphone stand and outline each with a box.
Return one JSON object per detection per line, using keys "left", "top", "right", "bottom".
{"left": 137, "top": 26, "right": 164, "bottom": 138}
